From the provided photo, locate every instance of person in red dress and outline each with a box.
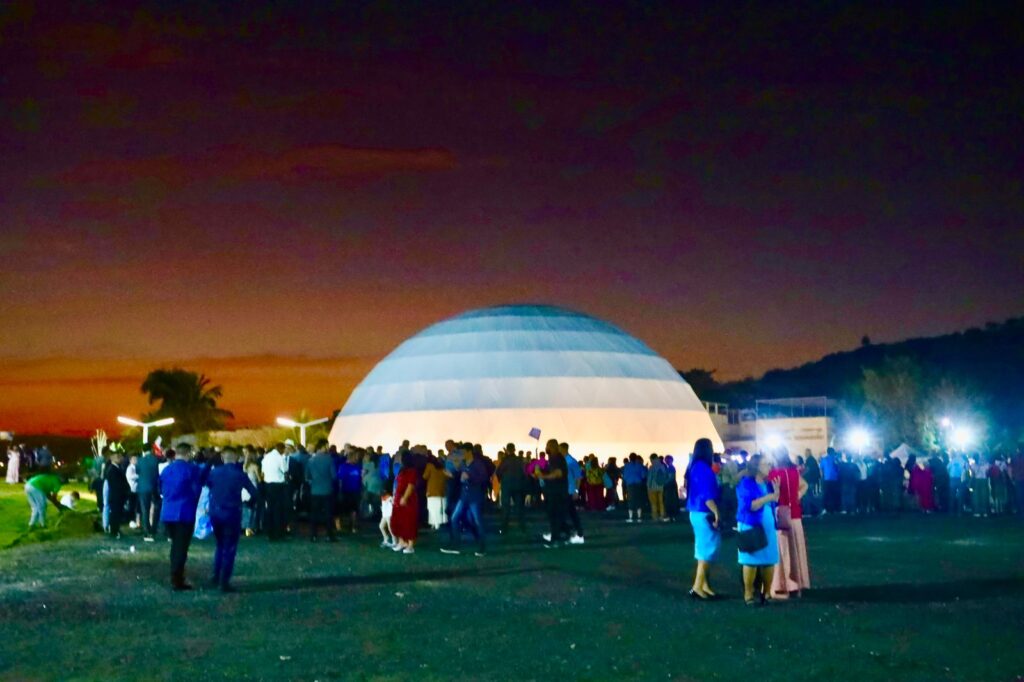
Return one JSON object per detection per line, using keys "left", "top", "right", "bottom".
{"left": 768, "top": 448, "right": 811, "bottom": 599}
{"left": 390, "top": 452, "right": 420, "bottom": 554}
{"left": 910, "top": 459, "right": 936, "bottom": 512}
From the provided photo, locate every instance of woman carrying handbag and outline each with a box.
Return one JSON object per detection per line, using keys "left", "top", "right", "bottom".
{"left": 769, "top": 447, "right": 811, "bottom": 598}
{"left": 736, "top": 454, "right": 780, "bottom": 606}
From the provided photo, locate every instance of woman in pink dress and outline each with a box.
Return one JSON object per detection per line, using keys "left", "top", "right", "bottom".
{"left": 769, "top": 448, "right": 811, "bottom": 599}
{"left": 910, "top": 459, "right": 936, "bottom": 512}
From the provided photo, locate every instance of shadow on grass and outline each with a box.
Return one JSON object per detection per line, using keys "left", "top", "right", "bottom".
{"left": 241, "top": 565, "right": 549, "bottom": 594}
{"left": 804, "top": 576, "right": 1024, "bottom": 604}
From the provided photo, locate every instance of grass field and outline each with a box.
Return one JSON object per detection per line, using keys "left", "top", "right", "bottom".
{"left": 1, "top": 494, "right": 1022, "bottom": 681}
{"left": 0, "top": 481, "right": 95, "bottom": 549}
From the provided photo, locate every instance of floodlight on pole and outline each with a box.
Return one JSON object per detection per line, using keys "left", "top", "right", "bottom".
{"left": 117, "top": 416, "right": 175, "bottom": 444}
{"left": 276, "top": 416, "right": 329, "bottom": 447}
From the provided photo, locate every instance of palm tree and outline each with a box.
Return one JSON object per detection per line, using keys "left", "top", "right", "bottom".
{"left": 140, "top": 368, "right": 234, "bottom": 436}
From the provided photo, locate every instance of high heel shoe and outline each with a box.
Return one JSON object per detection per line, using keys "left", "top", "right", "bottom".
{"left": 688, "top": 589, "right": 709, "bottom": 601}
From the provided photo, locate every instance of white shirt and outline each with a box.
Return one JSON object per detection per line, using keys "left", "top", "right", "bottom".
{"left": 126, "top": 463, "right": 139, "bottom": 493}
{"left": 60, "top": 493, "right": 77, "bottom": 509}
{"left": 262, "top": 449, "right": 288, "bottom": 484}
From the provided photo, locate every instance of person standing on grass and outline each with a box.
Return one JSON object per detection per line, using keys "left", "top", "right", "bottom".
{"left": 442, "top": 446, "right": 490, "bottom": 555}
{"left": 6, "top": 445, "right": 21, "bottom": 483}
{"left": 206, "top": 449, "right": 258, "bottom": 592}
{"left": 261, "top": 443, "right": 289, "bottom": 541}
{"left": 769, "top": 447, "right": 811, "bottom": 599}
{"left": 970, "top": 456, "right": 990, "bottom": 517}
{"left": 390, "top": 452, "right": 419, "bottom": 554}
{"left": 603, "top": 457, "right": 620, "bottom": 511}
{"left": 424, "top": 454, "right": 450, "bottom": 530}
{"left": 647, "top": 454, "right": 668, "bottom": 522}
{"left": 160, "top": 445, "right": 209, "bottom": 591}
{"left": 909, "top": 458, "right": 936, "bottom": 513}
{"left": 306, "top": 443, "right": 338, "bottom": 542}
{"left": 336, "top": 450, "right": 363, "bottom": 534}
{"left": 820, "top": 448, "right": 840, "bottom": 514}
{"left": 535, "top": 439, "right": 584, "bottom": 547}
{"left": 136, "top": 448, "right": 160, "bottom": 541}
{"left": 1010, "top": 451, "right": 1024, "bottom": 517}
{"left": 24, "top": 471, "right": 64, "bottom": 528}
{"left": 623, "top": 453, "right": 647, "bottom": 523}
{"left": 663, "top": 455, "right": 681, "bottom": 520}
{"left": 496, "top": 444, "right": 528, "bottom": 531}
{"left": 737, "top": 454, "right": 780, "bottom": 606}
{"left": 685, "top": 438, "right": 721, "bottom": 600}
{"left": 104, "top": 452, "right": 131, "bottom": 539}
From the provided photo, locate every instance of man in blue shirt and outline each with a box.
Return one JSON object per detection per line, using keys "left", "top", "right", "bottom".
{"left": 558, "top": 442, "right": 585, "bottom": 542}
{"left": 441, "top": 447, "right": 489, "bottom": 556}
{"left": 159, "top": 444, "right": 209, "bottom": 591}
{"left": 947, "top": 453, "right": 966, "bottom": 516}
{"left": 206, "top": 450, "right": 258, "bottom": 592}
{"left": 622, "top": 453, "right": 648, "bottom": 523}
{"left": 820, "top": 448, "right": 841, "bottom": 514}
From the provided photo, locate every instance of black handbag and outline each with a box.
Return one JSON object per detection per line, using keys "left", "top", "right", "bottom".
{"left": 736, "top": 524, "right": 768, "bottom": 553}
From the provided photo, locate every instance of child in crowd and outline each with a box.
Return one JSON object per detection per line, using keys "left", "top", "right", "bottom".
{"left": 379, "top": 492, "right": 395, "bottom": 548}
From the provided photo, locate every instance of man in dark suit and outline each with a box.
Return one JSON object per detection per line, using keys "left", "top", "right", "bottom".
{"left": 305, "top": 443, "right": 337, "bottom": 542}
{"left": 104, "top": 453, "right": 131, "bottom": 539}
{"left": 206, "top": 449, "right": 258, "bottom": 592}
{"left": 135, "top": 448, "right": 160, "bottom": 541}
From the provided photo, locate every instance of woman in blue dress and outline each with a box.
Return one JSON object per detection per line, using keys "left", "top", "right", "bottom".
{"left": 685, "top": 438, "right": 721, "bottom": 600}
{"left": 736, "top": 454, "right": 781, "bottom": 605}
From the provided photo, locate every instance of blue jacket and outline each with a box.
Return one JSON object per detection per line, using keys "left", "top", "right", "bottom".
{"left": 622, "top": 461, "right": 647, "bottom": 486}
{"left": 821, "top": 455, "right": 840, "bottom": 481}
{"left": 566, "top": 455, "right": 582, "bottom": 494}
{"left": 206, "top": 463, "right": 258, "bottom": 521}
{"left": 159, "top": 460, "right": 209, "bottom": 524}
{"left": 337, "top": 461, "right": 363, "bottom": 494}
{"left": 736, "top": 477, "right": 772, "bottom": 526}
{"left": 685, "top": 460, "right": 719, "bottom": 513}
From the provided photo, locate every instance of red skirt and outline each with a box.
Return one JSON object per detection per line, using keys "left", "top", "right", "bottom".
{"left": 390, "top": 494, "right": 419, "bottom": 541}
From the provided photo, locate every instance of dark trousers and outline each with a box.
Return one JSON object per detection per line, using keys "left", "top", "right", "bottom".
{"left": 546, "top": 491, "right": 569, "bottom": 541}
{"left": 138, "top": 490, "right": 156, "bottom": 535}
{"left": 448, "top": 498, "right": 485, "bottom": 551}
{"left": 824, "top": 480, "right": 841, "bottom": 512}
{"left": 500, "top": 488, "right": 526, "bottom": 532}
{"left": 108, "top": 496, "right": 126, "bottom": 535}
{"left": 310, "top": 494, "right": 336, "bottom": 538}
{"left": 265, "top": 483, "right": 288, "bottom": 539}
{"left": 212, "top": 515, "right": 241, "bottom": 587}
{"left": 563, "top": 494, "right": 583, "bottom": 536}
{"left": 166, "top": 521, "right": 194, "bottom": 585}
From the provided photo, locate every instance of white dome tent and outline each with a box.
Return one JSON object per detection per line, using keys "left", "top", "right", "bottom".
{"left": 329, "top": 305, "right": 723, "bottom": 461}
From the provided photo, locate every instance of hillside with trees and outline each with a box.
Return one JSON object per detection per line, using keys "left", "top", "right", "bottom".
{"left": 682, "top": 317, "right": 1024, "bottom": 450}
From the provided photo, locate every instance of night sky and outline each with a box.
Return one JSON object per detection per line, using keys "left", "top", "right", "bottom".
{"left": 2, "top": 2, "right": 1022, "bottom": 434}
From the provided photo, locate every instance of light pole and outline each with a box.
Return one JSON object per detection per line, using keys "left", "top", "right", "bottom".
{"left": 117, "top": 416, "right": 175, "bottom": 445}
{"left": 276, "top": 416, "right": 329, "bottom": 447}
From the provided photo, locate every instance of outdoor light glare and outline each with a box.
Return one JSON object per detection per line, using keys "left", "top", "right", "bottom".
{"left": 764, "top": 433, "right": 784, "bottom": 450}
{"left": 117, "top": 415, "right": 175, "bottom": 444}
{"left": 276, "top": 415, "right": 329, "bottom": 446}
{"left": 847, "top": 428, "right": 871, "bottom": 452}
{"left": 940, "top": 416, "right": 952, "bottom": 429}
{"left": 952, "top": 426, "right": 973, "bottom": 449}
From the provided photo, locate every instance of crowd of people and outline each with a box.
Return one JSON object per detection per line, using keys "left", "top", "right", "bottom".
{"left": 8, "top": 435, "right": 1024, "bottom": 596}
{"left": 4, "top": 443, "right": 56, "bottom": 484}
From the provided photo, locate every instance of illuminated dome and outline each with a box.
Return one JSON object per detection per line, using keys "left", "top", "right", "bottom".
{"left": 328, "top": 305, "right": 723, "bottom": 460}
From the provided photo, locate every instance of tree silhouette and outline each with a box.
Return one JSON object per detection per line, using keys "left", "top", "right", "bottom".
{"left": 140, "top": 368, "right": 234, "bottom": 435}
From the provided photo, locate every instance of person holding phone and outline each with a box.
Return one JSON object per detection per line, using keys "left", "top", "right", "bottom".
{"left": 685, "top": 438, "right": 721, "bottom": 600}
{"left": 736, "top": 454, "right": 781, "bottom": 606}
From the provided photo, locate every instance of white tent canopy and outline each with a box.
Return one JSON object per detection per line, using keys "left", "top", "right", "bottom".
{"left": 889, "top": 442, "right": 921, "bottom": 465}
{"left": 329, "top": 305, "right": 723, "bottom": 461}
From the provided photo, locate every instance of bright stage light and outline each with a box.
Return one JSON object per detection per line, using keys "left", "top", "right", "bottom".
{"left": 847, "top": 427, "right": 871, "bottom": 452}
{"left": 952, "top": 426, "right": 973, "bottom": 450}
